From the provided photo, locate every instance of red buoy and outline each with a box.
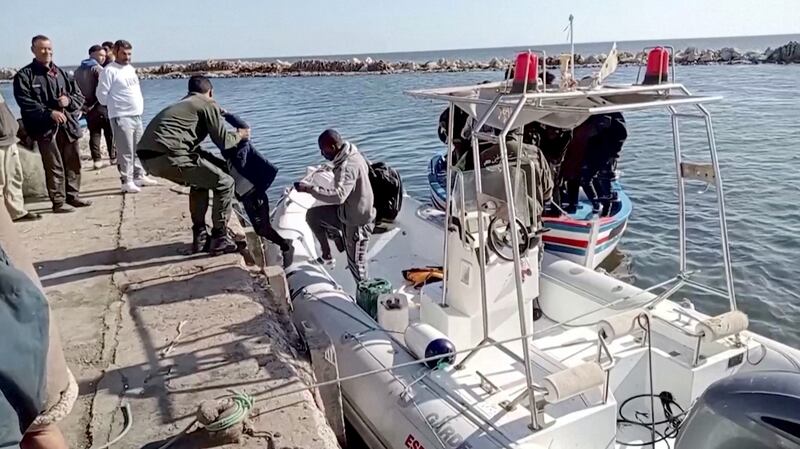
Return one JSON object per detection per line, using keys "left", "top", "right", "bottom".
{"left": 643, "top": 47, "right": 670, "bottom": 85}
{"left": 511, "top": 52, "right": 539, "bottom": 93}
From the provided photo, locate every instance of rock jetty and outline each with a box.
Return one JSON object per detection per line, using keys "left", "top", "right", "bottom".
{"left": 1, "top": 41, "right": 798, "bottom": 81}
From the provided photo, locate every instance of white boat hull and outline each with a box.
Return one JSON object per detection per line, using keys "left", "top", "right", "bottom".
{"left": 272, "top": 175, "right": 800, "bottom": 449}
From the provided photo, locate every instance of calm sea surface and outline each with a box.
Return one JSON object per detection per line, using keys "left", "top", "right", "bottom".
{"left": 2, "top": 40, "right": 799, "bottom": 346}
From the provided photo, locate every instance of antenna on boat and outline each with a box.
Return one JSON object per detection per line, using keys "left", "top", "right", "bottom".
{"left": 567, "top": 14, "right": 575, "bottom": 72}
{"left": 560, "top": 14, "right": 577, "bottom": 90}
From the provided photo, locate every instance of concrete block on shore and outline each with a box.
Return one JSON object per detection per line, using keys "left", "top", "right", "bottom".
{"left": 264, "top": 265, "right": 291, "bottom": 313}
{"left": 19, "top": 130, "right": 111, "bottom": 200}
{"left": 298, "top": 319, "right": 347, "bottom": 447}
{"left": 18, "top": 142, "right": 47, "bottom": 199}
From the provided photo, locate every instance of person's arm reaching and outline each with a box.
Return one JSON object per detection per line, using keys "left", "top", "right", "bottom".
{"left": 305, "top": 162, "right": 357, "bottom": 204}
{"left": 95, "top": 68, "right": 111, "bottom": 106}
{"left": 204, "top": 103, "right": 241, "bottom": 152}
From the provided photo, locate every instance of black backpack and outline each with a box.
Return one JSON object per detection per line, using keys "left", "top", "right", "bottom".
{"left": 368, "top": 162, "right": 403, "bottom": 224}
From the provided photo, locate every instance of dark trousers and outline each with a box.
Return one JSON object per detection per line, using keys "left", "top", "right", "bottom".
{"left": 241, "top": 190, "right": 290, "bottom": 250}
{"left": 36, "top": 129, "right": 81, "bottom": 206}
{"left": 306, "top": 205, "right": 372, "bottom": 283}
{"left": 86, "top": 111, "right": 115, "bottom": 162}
{"left": 141, "top": 154, "right": 234, "bottom": 231}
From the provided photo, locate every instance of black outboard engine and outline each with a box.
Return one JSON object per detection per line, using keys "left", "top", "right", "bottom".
{"left": 580, "top": 113, "right": 626, "bottom": 216}
{"left": 676, "top": 371, "right": 800, "bottom": 449}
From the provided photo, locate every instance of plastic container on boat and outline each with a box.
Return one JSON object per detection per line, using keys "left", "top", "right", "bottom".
{"left": 404, "top": 322, "right": 456, "bottom": 369}
{"left": 378, "top": 293, "right": 410, "bottom": 335}
{"left": 356, "top": 278, "right": 392, "bottom": 319}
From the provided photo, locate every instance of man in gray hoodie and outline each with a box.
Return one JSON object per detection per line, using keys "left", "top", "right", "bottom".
{"left": 296, "top": 129, "right": 375, "bottom": 282}
{"left": 75, "top": 45, "right": 116, "bottom": 169}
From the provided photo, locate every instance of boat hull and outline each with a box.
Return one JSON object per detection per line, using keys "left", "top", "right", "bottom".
{"left": 274, "top": 180, "right": 514, "bottom": 449}
{"left": 272, "top": 168, "right": 800, "bottom": 449}
{"left": 428, "top": 153, "right": 632, "bottom": 268}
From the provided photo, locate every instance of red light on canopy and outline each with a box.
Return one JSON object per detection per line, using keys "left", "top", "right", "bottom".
{"left": 643, "top": 47, "right": 670, "bottom": 85}
{"left": 511, "top": 52, "right": 539, "bottom": 93}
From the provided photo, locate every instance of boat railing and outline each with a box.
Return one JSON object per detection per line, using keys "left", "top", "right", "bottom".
{"left": 409, "top": 71, "right": 739, "bottom": 433}
{"left": 450, "top": 94, "right": 546, "bottom": 430}
{"left": 441, "top": 168, "right": 465, "bottom": 308}
{"left": 406, "top": 82, "right": 724, "bottom": 118}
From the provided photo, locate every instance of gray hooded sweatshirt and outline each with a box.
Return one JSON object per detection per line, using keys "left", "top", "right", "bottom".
{"left": 308, "top": 142, "right": 375, "bottom": 226}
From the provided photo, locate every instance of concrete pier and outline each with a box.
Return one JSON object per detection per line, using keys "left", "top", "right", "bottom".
{"left": 14, "top": 143, "right": 340, "bottom": 448}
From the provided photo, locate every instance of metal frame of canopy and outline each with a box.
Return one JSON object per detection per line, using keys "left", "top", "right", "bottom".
{"left": 406, "top": 80, "right": 738, "bottom": 432}
{"left": 407, "top": 82, "right": 723, "bottom": 129}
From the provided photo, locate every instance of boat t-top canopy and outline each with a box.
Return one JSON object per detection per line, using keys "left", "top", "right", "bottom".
{"left": 406, "top": 81, "right": 722, "bottom": 130}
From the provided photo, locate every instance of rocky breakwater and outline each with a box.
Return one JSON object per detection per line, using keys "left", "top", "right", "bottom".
{"left": 0, "top": 67, "right": 16, "bottom": 81}
{"left": 130, "top": 41, "right": 800, "bottom": 79}
{"left": 133, "top": 56, "right": 505, "bottom": 79}
{"left": 1, "top": 41, "right": 799, "bottom": 82}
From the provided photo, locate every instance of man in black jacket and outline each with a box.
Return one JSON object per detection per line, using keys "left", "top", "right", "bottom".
{"left": 13, "top": 35, "right": 91, "bottom": 213}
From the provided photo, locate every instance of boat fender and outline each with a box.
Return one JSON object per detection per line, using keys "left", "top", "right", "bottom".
{"left": 404, "top": 323, "right": 456, "bottom": 369}
{"left": 695, "top": 311, "right": 749, "bottom": 343}
{"left": 542, "top": 362, "right": 605, "bottom": 403}
{"left": 598, "top": 309, "right": 648, "bottom": 341}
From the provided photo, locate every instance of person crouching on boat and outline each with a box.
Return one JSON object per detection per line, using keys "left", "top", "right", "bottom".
{"left": 136, "top": 75, "right": 249, "bottom": 255}
{"left": 437, "top": 106, "right": 471, "bottom": 167}
{"left": 294, "top": 129, "right": 375, "bottom": 283}
{"left": 586, "top": 112, "right": 626, "bottom": 216}
{"left": 561, "top": 112, "right": 627, "bottom": 216}
{"left": 218, "top": 111, "right": 294, "bottom": 267}
{"left": 523, "top": 121, "right": 573, "bottom": 217}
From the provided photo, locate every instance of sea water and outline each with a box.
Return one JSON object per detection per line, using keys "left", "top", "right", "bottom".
{"left": 2, "top": 44, "right": 799, "bottom": 346}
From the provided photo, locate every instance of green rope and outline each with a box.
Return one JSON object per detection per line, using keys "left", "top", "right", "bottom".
{"left": 204, "top": 392, "right": 255, "bottom": 432}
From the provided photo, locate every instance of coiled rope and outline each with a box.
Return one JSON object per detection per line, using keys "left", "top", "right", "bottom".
{"left": 203, "top": 392, "right": 255, "bottom": 432}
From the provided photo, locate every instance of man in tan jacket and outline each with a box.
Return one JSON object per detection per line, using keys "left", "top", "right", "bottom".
{"left": 0, "top": 92, "right": 40, "bottom": 222}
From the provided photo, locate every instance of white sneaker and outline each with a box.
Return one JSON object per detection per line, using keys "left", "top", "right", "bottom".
{"left": 93, "top": 161, "right": 106, "bottom": 170}
{"left": 122, "top": 182, "right": 141, "bottom": 194}
{"left": 134, "top": 175, "right": 158, "bottom": 187}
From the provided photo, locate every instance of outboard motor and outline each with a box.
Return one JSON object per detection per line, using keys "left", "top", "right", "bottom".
{"left": 675, "top": 371, "right": 800, "bottom": 449}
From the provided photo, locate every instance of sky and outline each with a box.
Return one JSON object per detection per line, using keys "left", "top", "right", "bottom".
{"left": 1, "top": 0, "right": 798, "bottom": 67}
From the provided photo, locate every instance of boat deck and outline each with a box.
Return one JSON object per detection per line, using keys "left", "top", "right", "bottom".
{"left": 320, "top": 199, "right": 630, "bottom": 446}
{"left": 308, "top": 196, "right": 798, "bottom": 448}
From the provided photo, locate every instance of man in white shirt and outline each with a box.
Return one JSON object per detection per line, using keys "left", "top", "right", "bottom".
{"left": 96, "top": 40, "right": 157, "bottom": 193}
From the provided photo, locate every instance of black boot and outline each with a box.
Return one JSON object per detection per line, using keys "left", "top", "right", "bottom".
{"left": 281, "top": 243, "right": 295, "bottom": 268}
{"left": 543, "top": 201, "right": 561, "bottom": 217}
{"left": 532, "top": 298, "right": 543, "bottom": 321}
{"left": 564, "top": 180, "right": 580, "bottom": 214}
{"left": 191, "top": 225, "right": 210, "bottom": 254}
{"left": 209, "top": 228, "right": 238, "bottom": 255}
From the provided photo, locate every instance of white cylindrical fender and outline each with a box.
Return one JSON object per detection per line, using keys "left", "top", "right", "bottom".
{"left": 695, "top": 311, "right": 749, "bottom": 343}
{"left": 404, "top": 323, "right": 456, "bottom": 369}
{"left": 542, "top": 362, "right": 605, "bottom": 403}
{"left": 598, "top": 309, "right": 648, "bottom": 341}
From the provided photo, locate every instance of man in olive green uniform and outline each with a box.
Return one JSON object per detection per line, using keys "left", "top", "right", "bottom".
{"left": 137, "top": 76, "right": 249, "bottom": 254}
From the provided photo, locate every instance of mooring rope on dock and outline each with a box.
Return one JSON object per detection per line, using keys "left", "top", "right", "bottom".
{"left": 204, "top": 392, "right": 255, "bottom": 432}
